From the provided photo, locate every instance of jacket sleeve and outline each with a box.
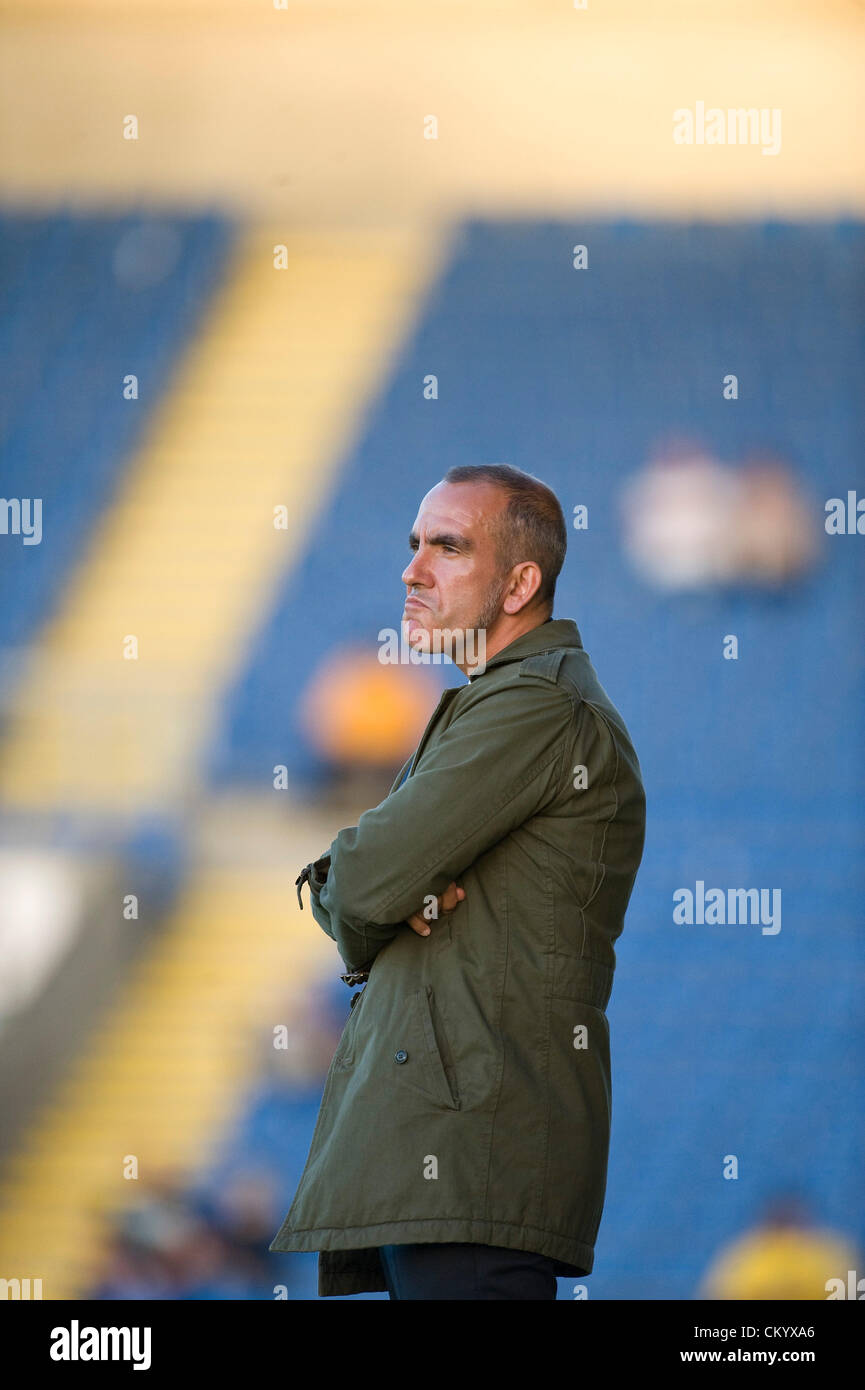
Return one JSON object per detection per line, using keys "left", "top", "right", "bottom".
{"left": 296, "top": 853, "right": 337, "bottom": 942}
{"left": 304, "top": 677, "right": 575, "bottom": 974}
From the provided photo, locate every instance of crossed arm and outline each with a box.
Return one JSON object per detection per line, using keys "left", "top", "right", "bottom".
{"left": 297, "top": 860, "right": 465, "bottom": 961}
{"left": 295, "top": 679, "right": 574, "bottom": 975}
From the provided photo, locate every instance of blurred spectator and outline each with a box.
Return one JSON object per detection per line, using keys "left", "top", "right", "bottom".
{"left": 621, "top": 441, "right": 819, "bottom": 591}
{"left": 698, "top": 1194, "right": 862, "bottom": 1299}
{"left": 88, "top": 1167, "right": 298, "bottom": 1300}
{"left": 621, "top": 442, "right": 742, "bottom": 590}
{"left": 731, "top": 453, "right": 820, "bottom": 586}
{"left": 298, "top": 643, "right": 441, "bottom": 800}
{"left": 200, "top": 1170, "right": 280, "bottom": 1292}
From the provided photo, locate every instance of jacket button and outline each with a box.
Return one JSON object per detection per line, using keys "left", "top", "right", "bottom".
{"left": 394, "top": 1049, "right": 408, "bottom": 1064}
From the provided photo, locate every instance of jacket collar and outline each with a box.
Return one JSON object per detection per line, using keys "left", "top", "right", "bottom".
{"left": 468, "top": 617, "right": 583, "bottom": 681}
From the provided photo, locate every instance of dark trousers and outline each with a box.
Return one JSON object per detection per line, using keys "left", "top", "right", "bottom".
{"left": 378, "top": 1241, "right": 558, "bottom": 1300}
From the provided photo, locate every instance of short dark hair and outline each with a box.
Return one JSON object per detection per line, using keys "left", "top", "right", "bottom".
{"left": 442, "top": 463, "right": 567, "bottom": 612}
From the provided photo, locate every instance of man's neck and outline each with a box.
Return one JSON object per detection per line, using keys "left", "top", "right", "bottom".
{"left": 456, "top": 611, "right": 552, "bottom": 677}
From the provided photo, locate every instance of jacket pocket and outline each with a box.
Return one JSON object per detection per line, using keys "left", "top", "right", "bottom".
{"left": 399, "top": 987, "right": 461, "bottom": 1110}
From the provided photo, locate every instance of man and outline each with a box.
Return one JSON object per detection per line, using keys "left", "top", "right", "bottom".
{"left": 269, "top": 463, "right": 646, "bottom": 1299}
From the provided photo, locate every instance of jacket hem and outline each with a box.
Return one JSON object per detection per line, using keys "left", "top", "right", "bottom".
{"left": 269, "top": 1218, "right": 595, "bottom": 1297}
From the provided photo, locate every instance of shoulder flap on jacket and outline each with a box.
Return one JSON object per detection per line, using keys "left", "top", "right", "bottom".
{"left": 518, "top": 648, "right": 568, "bottom": 684}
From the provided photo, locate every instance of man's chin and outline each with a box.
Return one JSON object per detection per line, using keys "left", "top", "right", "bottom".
{"left": 402, "top": 615, "right": 433, "bottom": 646}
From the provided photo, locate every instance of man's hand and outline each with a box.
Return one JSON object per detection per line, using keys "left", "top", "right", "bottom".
{"left": 406, "top": 881, "right": 466, "bottom": 937}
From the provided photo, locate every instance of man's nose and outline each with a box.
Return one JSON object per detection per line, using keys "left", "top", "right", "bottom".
{"left": 401, "top": 550, "right": 426, "bottom": 587}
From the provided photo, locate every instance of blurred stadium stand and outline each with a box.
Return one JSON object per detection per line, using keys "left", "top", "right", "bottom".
{"left": 0, "top": 212, "right": 234, "bottom": 655}
{"left": 0, "top": 211, "right": 233, "bottom": 1172}
{"left": 4, "top": 214, "right": 861, "bottom": 1300}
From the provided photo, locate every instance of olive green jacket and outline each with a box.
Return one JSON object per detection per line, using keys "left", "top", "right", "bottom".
{"left": 269, "top": 618, "right": 646, "bottom": 1296}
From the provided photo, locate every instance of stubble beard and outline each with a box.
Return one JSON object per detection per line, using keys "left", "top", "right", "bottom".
{"left": 469, "top": 573, "right": 509, "bottom": 644}
{"left": 405, "top": 574, "right": 508, "bottom": 664}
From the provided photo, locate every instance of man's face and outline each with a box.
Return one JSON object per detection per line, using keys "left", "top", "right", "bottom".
{"left": 400, "top": 481, "right": 511, "bottom": 657}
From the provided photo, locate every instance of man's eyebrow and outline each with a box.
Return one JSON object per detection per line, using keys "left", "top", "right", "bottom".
{"left": 408, "top": 530, "right": 474, "bottom": 551}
